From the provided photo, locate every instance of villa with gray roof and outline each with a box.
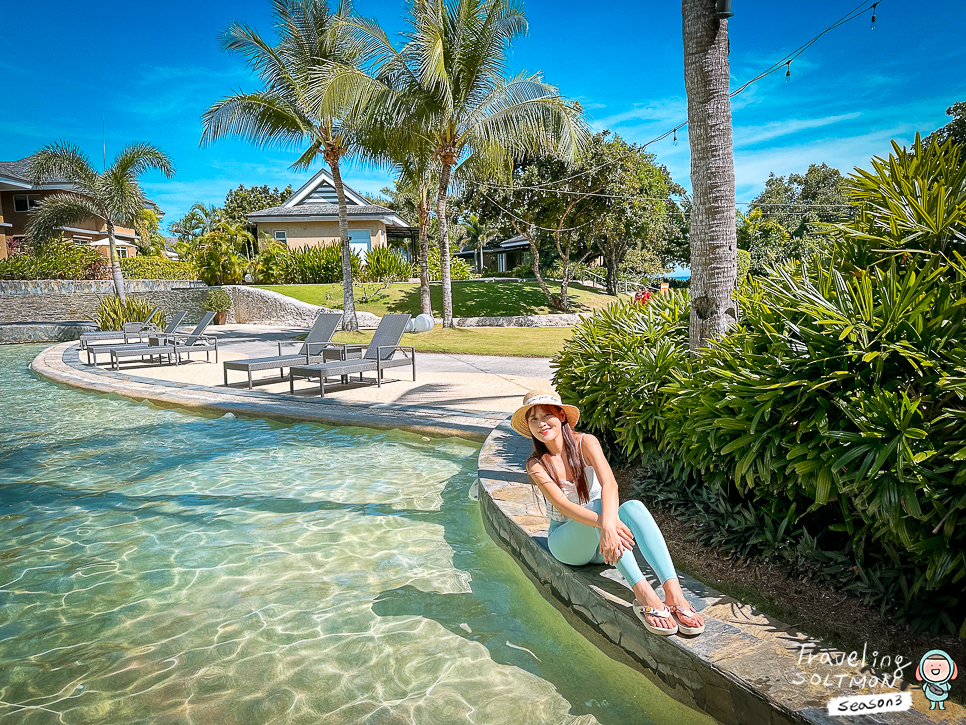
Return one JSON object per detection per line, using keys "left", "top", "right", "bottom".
{"left": 0, "top": 155, "right": 161, "bottom": 260}
{"left": 247, "top": 168, "right": 414, "bottom": 260}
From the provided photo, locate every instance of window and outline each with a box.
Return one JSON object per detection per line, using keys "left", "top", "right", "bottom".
{"left": 72, "top": 235, "right": 92, "bottom": 245}
{"left": 348, "top": 229, "right": 371, "bottom": 261}
{"left": 117, "top": 247, "right": 129, "bottom": 259}
{"left": 274, "top": 230, "right": 287, "bottom": 244}
{"left": 13, "top": 194, "right": 42, "bottom": 213}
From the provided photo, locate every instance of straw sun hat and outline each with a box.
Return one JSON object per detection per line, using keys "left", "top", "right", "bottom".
{"left": 509, "top": 387, "right": 581, "bottom": 437}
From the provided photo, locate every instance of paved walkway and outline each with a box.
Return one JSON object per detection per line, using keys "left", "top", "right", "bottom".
{"left": 33, "top": 325, "right": 553, "bottom": 441}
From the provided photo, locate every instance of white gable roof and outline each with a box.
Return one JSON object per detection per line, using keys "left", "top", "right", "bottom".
{"left": 285, "top": 168, "right": 370, "bottom": 208}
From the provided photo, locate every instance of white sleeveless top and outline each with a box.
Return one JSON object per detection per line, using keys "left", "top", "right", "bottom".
{"left": 543, "top": 435, "right": 602, "bottom": 524}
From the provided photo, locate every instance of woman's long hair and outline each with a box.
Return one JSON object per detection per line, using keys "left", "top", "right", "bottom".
{"left": 525, "top": 405, "right": 589, "bottom": 504}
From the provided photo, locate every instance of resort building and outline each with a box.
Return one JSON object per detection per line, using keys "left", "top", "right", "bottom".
{"left": 456, "top": 234, "right": 533, "bottom": 273}
{"left": 247, "top": 169, "right": 416, "bottom": 261}
{"left": 0, "top": 155, "right": 160, "bottom": 261}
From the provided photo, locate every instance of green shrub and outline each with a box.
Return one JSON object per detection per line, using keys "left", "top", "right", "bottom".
{"left": 288, "top": 244, "right": 362, "bottom": 284}
{"left": 0, "top": 240, "right": 105, "bottom": 280}
{"left": 555, "top": 135, "right": 966, "bottom": 633}
{"left": 552, "top": 291, "right": 691, "bottom": 458}
{"left": 428, "top": 247, "right": 475, "bottom": 281}
{"left": 508, "top": 263, "right": 536, "bottom": 279}
{"left": 202, "top": 288, "right": 232, "bottom": 313}
{"left": 736, "top": 249, "right": 751, "bottom": 280}
{"left": 192, "top": 232, "right": 248, "bottom": 285}
{"left": 120, "top": 257, "right": 198, "bottom": 280}
{"left": 254, "top": 243, "right": 291, "bottom": 284}
{"left": 361, "top": 246, "right": 415, "bottom": 282}
{"left": 92, "top": 296, "right": 167, "bottom": 331}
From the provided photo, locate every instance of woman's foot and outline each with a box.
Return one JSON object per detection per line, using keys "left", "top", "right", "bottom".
{"left": 666, "top": 601, "right": 705, "bottom": 635}
{"left": 634, "top": 603, "right": 678, "bottom": 635}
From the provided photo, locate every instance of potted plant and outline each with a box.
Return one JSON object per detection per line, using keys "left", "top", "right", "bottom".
{"left": 202, "top": 288, "right": 232, "bottom": 325}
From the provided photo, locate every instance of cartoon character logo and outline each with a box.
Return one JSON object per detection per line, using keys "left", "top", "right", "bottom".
{"left": 916, "top": 649, "right": 958, "bottom": 710}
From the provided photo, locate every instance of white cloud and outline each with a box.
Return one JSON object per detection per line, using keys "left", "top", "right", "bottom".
{"left": 733, "top": 112, "right": 862, "bottom": 147}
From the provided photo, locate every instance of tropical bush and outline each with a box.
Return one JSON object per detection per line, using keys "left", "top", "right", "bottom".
{"left": 554, "top": 136, "right": 966, "bottom": 633}
{"left": 360, "top": 246, "right": 415, "bottom": 282}
{"left": 0, "top": 240, "right": 106, "bottom": 280}
{"left": 191, "top": 231, "right": 249, "bottom": 285}
{"left": 254, "top": 243, "right": 291, "bottom": 284}
{"left": 120, "top": 257, "right": 198, "bottom": 280}
{"left": 287, "top": 244, "right": 362, "bottom": 284}
{"left": 92, "top": 296, "right": 167, "bottom": 331}
{"left": 736, "top": 249, "right": 751, "bottom": 280}
{"left": 202, "top": 288, "right": 233, "bottom": 313}
{"left": 428, "top": 246, "right": 475, "bottom": 281}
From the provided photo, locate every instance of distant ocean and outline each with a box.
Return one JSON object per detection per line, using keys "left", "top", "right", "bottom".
{"left": 667, "top": 268, "right": 691, "bottom": 280}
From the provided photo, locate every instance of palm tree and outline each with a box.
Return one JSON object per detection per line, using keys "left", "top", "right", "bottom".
{"left": 463, "top": 213, "right": 494, "bottom": 274}
{"left": 343, "top": 0, "right": 586, "bottom": 327}
{"left": 683, "top": 0, "right": 738, "bottom": 352}
{"left": 27, "top": 141, "right": 174, "bottom": 301}
{"left": 201, "top": 0, "right": 376, "bottom": 332}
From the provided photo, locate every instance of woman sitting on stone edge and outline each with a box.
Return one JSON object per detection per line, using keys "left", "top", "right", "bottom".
{"left": 512, "top": 387, "right": 705, "bottom": 636}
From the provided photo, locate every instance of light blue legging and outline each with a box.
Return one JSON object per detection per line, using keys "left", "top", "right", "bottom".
{"left": 547, "top": 499, "right": 677, "bottom": 587}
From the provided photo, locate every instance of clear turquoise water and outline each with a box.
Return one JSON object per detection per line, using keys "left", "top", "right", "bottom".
{"left": 0, "top": 344, "right": 713, "bottom": 725}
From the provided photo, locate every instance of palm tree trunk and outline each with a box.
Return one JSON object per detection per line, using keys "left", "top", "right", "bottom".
{"left": 436, "top": 162, "right": 454, "bottom": 328}
{"left": 328, "top": 157, "right": 359, "bottom": 333}
{"left": 107, "top": 222, "right": 126, "bottom": 302}
{"left": 683, "top": 0, "right": 738, "bottom": 352}
{"left": 418, "top": 204, "right": 432, "bottom": 317}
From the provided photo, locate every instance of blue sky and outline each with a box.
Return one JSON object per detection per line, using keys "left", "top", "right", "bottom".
{"left": 4, "top": 0, "right": 964, "bottom": 233}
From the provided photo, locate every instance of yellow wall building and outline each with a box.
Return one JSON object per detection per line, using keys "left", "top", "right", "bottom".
{"left": 247, "top": 168, "right": 413, "bottom": 260}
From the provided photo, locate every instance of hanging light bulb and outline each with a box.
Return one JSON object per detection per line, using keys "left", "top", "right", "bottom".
{"left": 672, "top": 129, "right": 677, "bottom": 146}
{"left": 785, "top": 61, "right": 791, "bottom": 83}
{"left": 871, "top": 2, "right": 878, "bottom": 29}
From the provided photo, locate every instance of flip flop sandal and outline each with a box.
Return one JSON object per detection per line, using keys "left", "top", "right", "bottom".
{"left": 634, "top": 605, "right": 678, "bottom": 636}
{"left": 669, "top": 604, "right": 705, "bottom": 635}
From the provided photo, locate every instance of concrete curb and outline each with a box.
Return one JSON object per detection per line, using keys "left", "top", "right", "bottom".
{"left": 30, "top": 342, "right": 505, "bottom": 442}
{"left": 476, "top": 421, "right": 963, "bottom": 725}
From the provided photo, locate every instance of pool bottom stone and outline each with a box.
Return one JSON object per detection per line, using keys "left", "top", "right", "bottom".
{"left": 0, "top": 343, "right": 714, "bottom": 725}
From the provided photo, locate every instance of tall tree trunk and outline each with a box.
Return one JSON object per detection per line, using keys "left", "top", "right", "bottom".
{"left": 107, "top": 221, "right": 126, "bottom": 302}
{"left": 328, "top": 156, "right": 358, "bottom": 333}
{"left": 436, "top": 161, "right": 454, "bottom": 328}
{"left": 683, "top": 0, "right": 738, "bottom": 352}
{"left": 418, "top": 202, "right": 432, "bottom": 317}
{"left": 515, "top": 221, "right": 564, "bottom": 311}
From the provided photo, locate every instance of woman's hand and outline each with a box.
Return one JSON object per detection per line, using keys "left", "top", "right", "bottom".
{"left": 600, "top": 523, "right": 634, "bottom": 566}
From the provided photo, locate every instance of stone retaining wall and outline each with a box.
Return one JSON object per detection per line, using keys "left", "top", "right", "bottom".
{"left": 225, "top": 286, "right": 380, "bottom": 328}
{"left": 0, "top": 322, "right": 97, "bottom": 345}
{"left": 0, "top": 279, "right": 210, "bottom": 325}
{"left": 454, "top": 313, "right": 585, "bottom": 327}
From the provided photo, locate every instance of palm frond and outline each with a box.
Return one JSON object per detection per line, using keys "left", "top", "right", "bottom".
{"left": 201, "top": 92, "right": 315, "bottom": 148}
{"left": 28, "top": 141, "right": 99, "bottom": 192}
{"left": 109, "top": 142, "right": 175, "bottom": 180}
{"left": 24, "top": 193, "right": 102, "bottom": 243}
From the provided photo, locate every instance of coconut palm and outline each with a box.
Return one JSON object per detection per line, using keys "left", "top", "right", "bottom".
{"left": 27, "top": 141, "right": 175, "bottom": 301}
{"left": 340, "top": 0, "right": 587, "bottom": 327}
{"left": 201, "top": 0, "right": 377, "bottom": 332}
{"left": 683, "top": 0, "right": 738, "bottom": 351}
{"left": 463, "top": 213, "right": 495, "bottom": 274}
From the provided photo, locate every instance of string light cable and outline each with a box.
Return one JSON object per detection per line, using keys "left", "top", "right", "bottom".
{"left": 476, "top": 0, "right": 884, "bottom": 194}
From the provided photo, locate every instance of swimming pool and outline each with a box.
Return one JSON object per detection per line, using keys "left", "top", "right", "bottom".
{"left": 0, "top": 344, "right": 713, "bottom": 724}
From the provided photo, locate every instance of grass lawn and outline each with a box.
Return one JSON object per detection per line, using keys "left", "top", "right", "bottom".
{"left": 257, "top": 280, "right": 619, "bottom": 317}
{"left": 331, "top": 325, "right": 572, "bottom": 357}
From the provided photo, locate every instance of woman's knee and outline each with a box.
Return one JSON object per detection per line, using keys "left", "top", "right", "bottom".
{"left": 618, "top": 499, "right": 654, "bottom": 524}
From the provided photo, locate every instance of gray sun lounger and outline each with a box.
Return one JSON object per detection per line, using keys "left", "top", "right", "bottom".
{"left": 79, "top": 307, "right": 162, "bottom": 347}
{"left": 223, "top": 313, "right": 343, "bottom": 389}
{"left": 84, "top": 311, "right": 188, "bottom": 365}
{"left": 289, "top": 313, "right": 414, "bottom": 397}
{"left": 108, "top": 312, "right": 217, "bottom": 370}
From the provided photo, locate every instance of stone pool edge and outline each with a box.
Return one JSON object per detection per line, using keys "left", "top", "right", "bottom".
{"left": 30, "top": 342, "right": 504, "bottom": 442}
{"left": 476, "top": 421, "right": 961, "bottom": 725}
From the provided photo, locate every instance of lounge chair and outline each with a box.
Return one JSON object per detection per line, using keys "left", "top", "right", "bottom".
{"left": 223, "top": 313, "right": 343, "bottom": 389}
{"left": 107, "top": 312, "right": 217, "bottom": 370}
{"left": 79, "top": 307, "right": 162, "bottom": 347}
{"left": 84, "top": 311, "right": 188, "bottom": 365}
{"left": 289, "top": 313, "right": 414, "bottom": 397}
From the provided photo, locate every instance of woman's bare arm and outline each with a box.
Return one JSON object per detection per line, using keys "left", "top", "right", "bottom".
{"left": 526, "top": 461, "right": 601, "bottom": 528}
{"left": 579, "top": 434, "right": 633, "bottom": 564}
